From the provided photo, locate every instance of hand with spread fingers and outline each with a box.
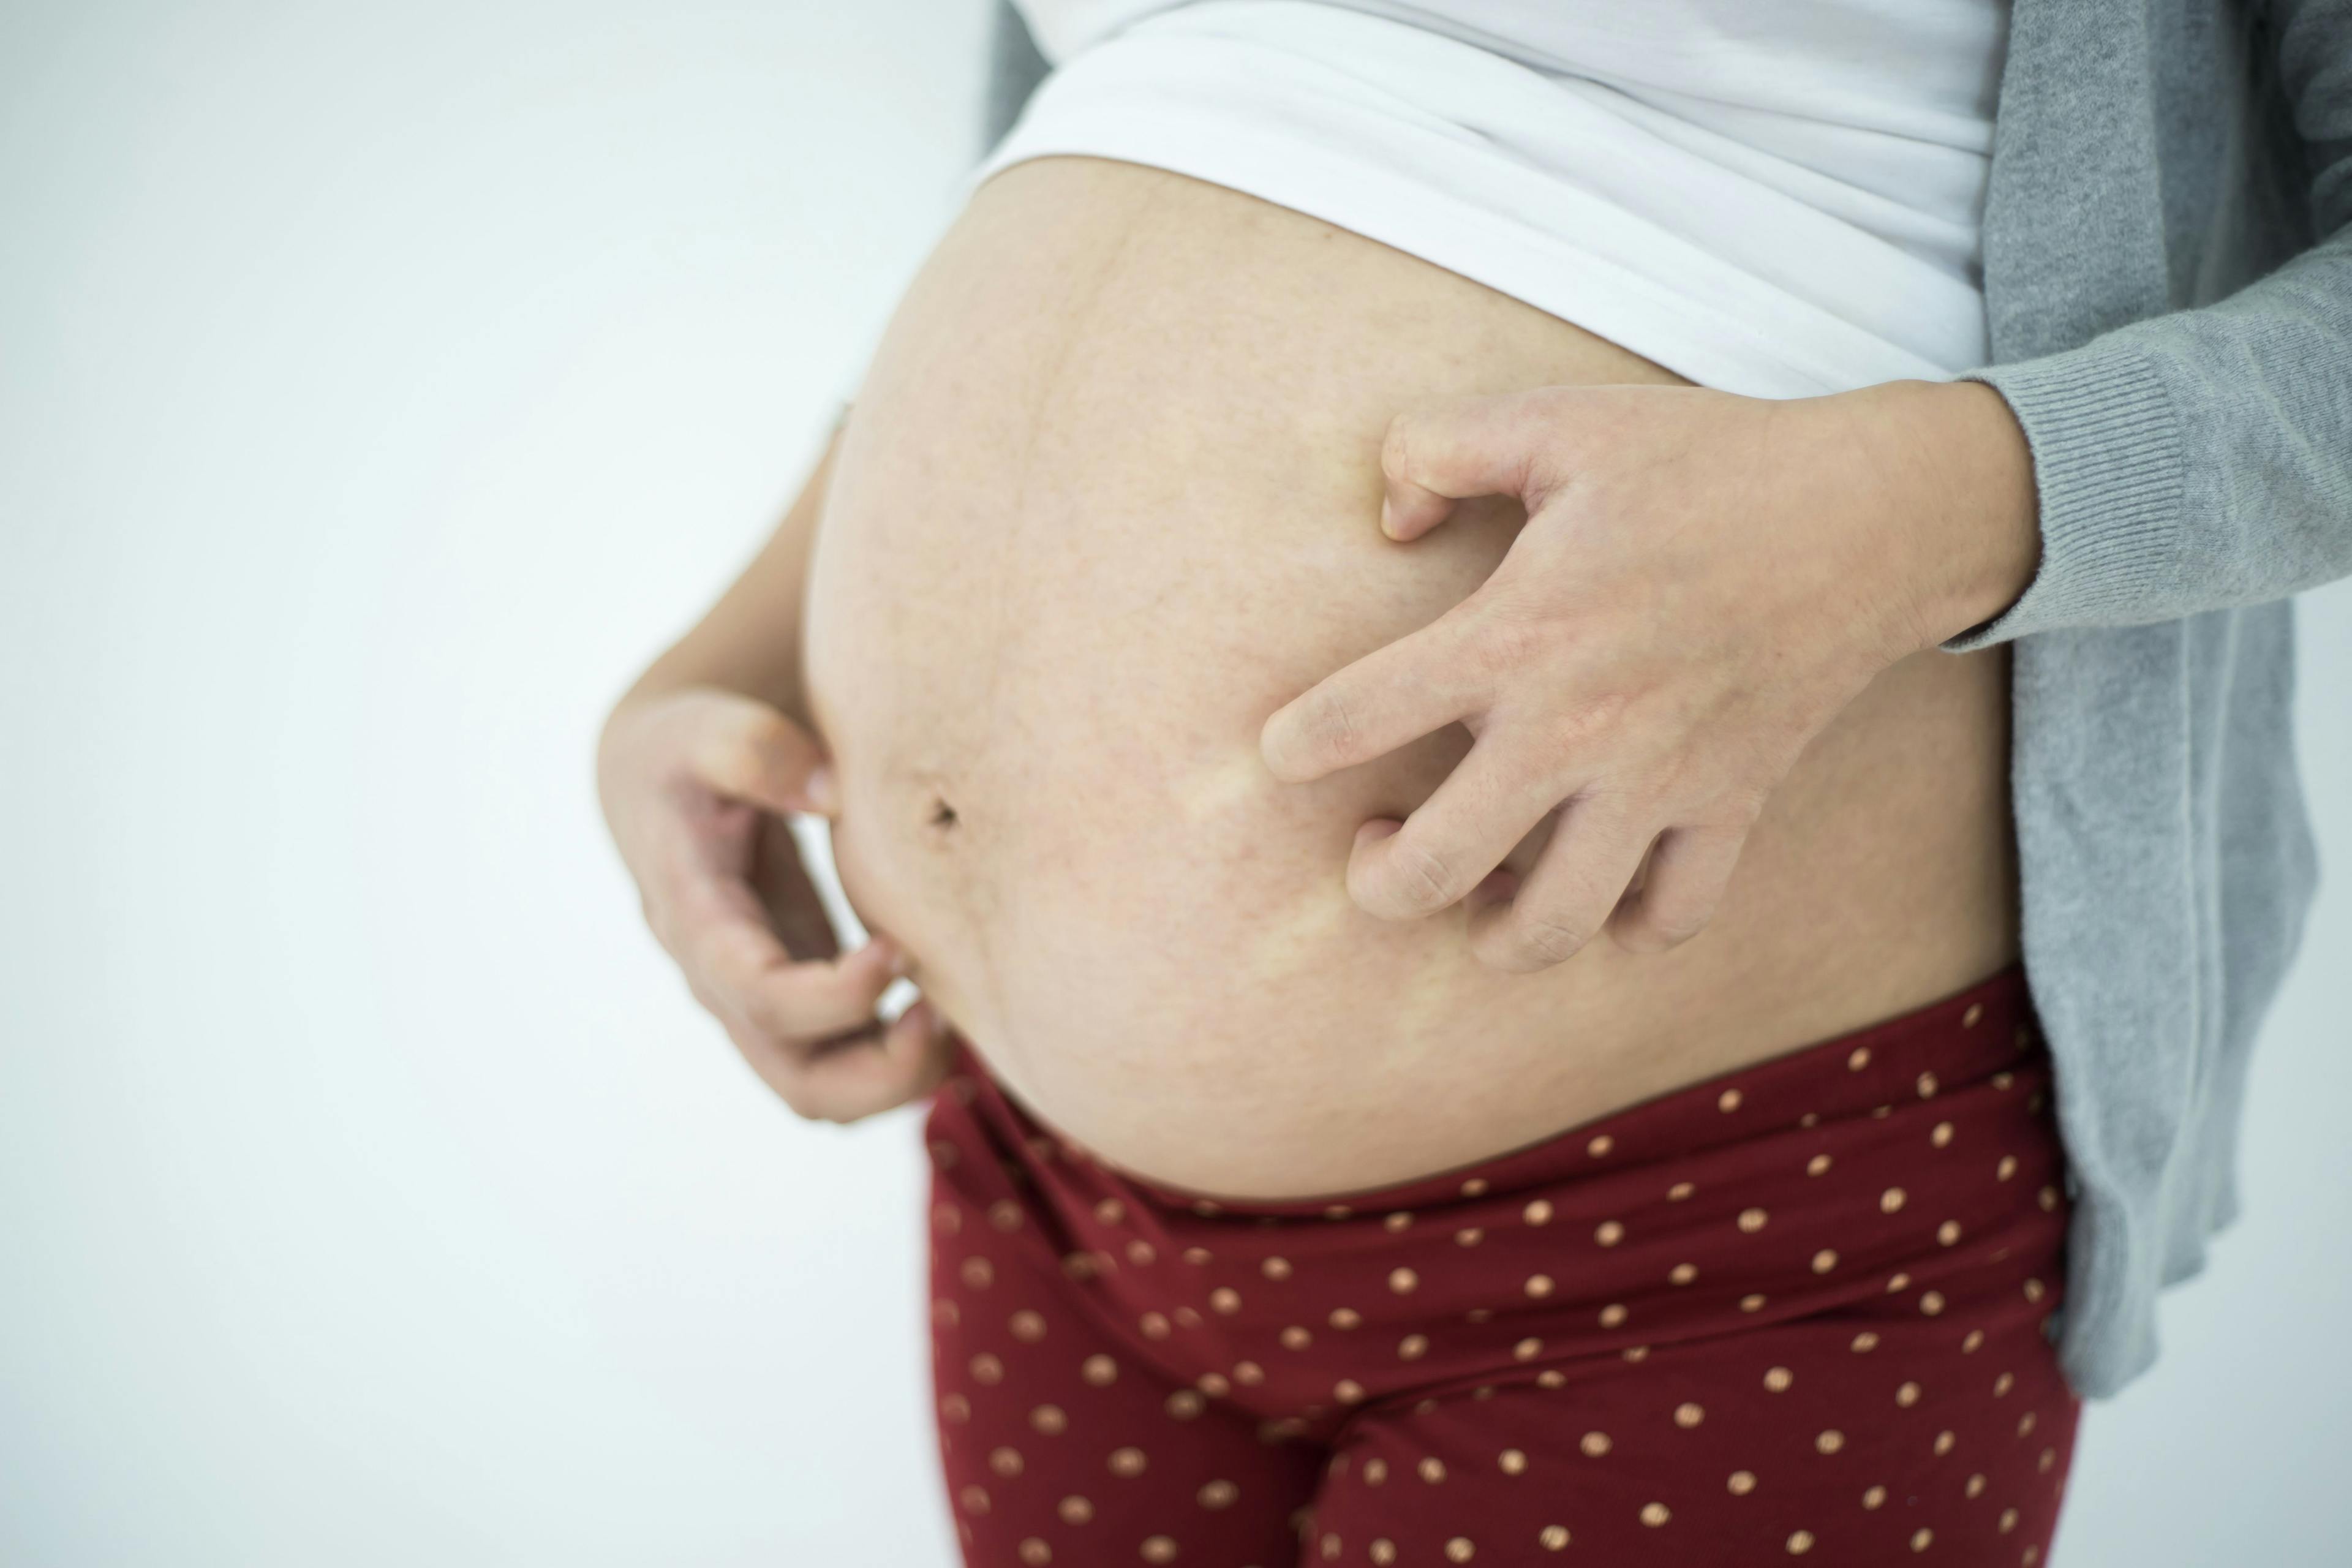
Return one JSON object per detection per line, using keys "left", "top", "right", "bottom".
{"left": 1259, "top": 378, "right": 2040, "bottom": 973}
{"left": 596, "top": 684, "right": 951, "bottom": 1121}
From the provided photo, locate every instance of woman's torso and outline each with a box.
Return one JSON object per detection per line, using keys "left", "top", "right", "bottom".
{"left": 804, "top": 151, "right": 2019, "bottom": 1202}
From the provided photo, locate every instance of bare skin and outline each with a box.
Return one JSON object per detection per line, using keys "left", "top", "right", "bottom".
{"left": 602, "top": 155, "right": 2033, "bottom": 1197}
{"left": 597, "top": 420, "right": 951, "bottom": 1125}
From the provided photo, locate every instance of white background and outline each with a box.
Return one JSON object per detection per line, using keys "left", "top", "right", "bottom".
{"left": 3, "top": 2, "right": 2346, "bottom": 1563}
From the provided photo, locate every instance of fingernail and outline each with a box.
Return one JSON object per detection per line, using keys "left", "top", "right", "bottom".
{"left": 1379, "top": 496, "right": 1400, "bottom": 538}
{"left": 804, "top": 764, "right": 838, "bottom": 813}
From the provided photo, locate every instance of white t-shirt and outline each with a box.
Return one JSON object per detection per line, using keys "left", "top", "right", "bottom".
{"left": 962, "top": 0, "right": 2011, "bottom": 398}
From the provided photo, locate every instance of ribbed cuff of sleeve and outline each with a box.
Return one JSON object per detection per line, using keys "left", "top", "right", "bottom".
{"left": 1940, "top": 342, "right": 2186, "bottom": 650}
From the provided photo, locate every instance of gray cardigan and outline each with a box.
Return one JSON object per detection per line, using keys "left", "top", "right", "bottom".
{"left": 981, "top": 0, "right": 2345, "bottom": 1401}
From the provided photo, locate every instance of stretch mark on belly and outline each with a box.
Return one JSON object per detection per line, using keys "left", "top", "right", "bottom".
{"left": 1241, "top": 875, "right": 1358, "bottom": 986}
{"left": 1173, "top": 747, "right": 1267, "bottom": 824}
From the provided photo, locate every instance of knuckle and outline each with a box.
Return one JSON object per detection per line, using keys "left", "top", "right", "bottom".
{"left": 1381, "top": 838, "right": 1463, "bottom": 914}
{"left": 1304, "top": 692, "right": 1365, "bottom": 764}
{"left": 1550, "top": 696, "right": 1630, "bottom": 759}
{"left": 1470, "top": 615, "right": 1537, "bottom": 682}
{"left": 1468, "top": 599, "right": 1566, "bottom": 687}
{"left": 1381, "top": 412, "right": 1419, "bottom": 484}
{"left": 735, "top": 983, "right": 790, "bottom": 1039}
{"left": 1508, "top": 910, "right": 1596, "bottom": 969}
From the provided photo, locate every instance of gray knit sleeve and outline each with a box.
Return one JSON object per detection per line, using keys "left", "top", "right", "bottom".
{"left": 984, "top": 1, "right": 1052, "bottom": 157}
{"left": 1942, "top": 0, "right": 2352, "bottom": 650}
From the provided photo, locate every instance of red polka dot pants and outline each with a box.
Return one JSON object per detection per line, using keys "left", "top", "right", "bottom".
{"left": 924, "top": 963, "right": 2079, "bottom": 1566}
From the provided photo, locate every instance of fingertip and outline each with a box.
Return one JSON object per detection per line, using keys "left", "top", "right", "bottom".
{"left": 1374, "top": 474, "right": 1455, "bottom": 543}
{"left": 1257, "top": 710, "right": 1314, "bottom": 785}
{"left": 803, "top": 763, "right": 839, "bottom": 815}
{"left": 1344, "top": 820, "right": 1450, "bottom": 921}
{"left": 1464, "top": 892, "right": 1585, "bottom": 974}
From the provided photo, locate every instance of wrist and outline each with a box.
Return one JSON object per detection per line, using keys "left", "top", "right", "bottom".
{"left": 1863, "top": 378, "right": 2042, "bottom": 653}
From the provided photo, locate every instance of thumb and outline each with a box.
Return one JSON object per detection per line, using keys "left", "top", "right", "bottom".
{"left": 1378, "top": 387, "right": 1571, "bottom": 542}
{"left": 684, "top": 687, "right": 837, "bottom": 818}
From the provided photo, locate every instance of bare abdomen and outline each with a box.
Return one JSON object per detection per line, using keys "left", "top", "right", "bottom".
{"left": 802, "top": 157, "right": 2018, "bottom": 1199}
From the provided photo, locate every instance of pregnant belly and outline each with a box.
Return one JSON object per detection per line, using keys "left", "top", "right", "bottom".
{"left": 802, "top": 157, "right": 2019, "bottom": 1199}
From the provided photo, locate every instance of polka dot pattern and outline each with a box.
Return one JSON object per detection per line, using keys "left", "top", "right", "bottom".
{"left": 924, "top": 964, "right": 2079, "bottom": 1566}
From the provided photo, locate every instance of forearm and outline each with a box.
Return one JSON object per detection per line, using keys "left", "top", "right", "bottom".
{"left": 618, "top": 415, "right": 845, "bottom": 728}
